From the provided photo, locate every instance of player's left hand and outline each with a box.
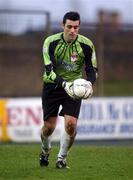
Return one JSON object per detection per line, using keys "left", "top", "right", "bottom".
{"left": 62, "top": 81, "right": 75, "bottom": 98}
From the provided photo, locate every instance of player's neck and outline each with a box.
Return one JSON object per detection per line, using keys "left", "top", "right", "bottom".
{"left": 63, "top": 34, "right": 75, "bottom": 44}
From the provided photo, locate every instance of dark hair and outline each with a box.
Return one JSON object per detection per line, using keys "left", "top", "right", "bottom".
{"left": 63, "top": 11, "right": 80, "bottom": 24}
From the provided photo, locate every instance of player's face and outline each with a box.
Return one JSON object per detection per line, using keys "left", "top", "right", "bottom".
{"left": 63, "top": 19, "right": 80, "bottom": 43}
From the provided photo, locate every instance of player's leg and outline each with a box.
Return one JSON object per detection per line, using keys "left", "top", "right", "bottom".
{"left": 40, "top": 117, "right": 57, "bottom": 166}
{"left": 40, "top": 83, "right": 60, "bottom": 167}
{"left": 56, "top": 115, "right": 77, "bottom": 169}
{"left": 56, "top": 98, "right": 81, "bottom": 169}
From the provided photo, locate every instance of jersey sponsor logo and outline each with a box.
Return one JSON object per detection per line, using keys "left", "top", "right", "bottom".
{"left": 70, "top": 52, "right": 78, "bottom": 62}
{"left": 62, "top": 61, "right": 75, "bottom": 71}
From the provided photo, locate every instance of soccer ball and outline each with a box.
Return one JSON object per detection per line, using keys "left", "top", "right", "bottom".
{"left": 72, "top": 78, "right": 93, "bottom": 99}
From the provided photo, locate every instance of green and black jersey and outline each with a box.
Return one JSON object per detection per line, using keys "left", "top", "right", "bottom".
{"left": 42, "top": 32, "right": 97, "bottom": 85}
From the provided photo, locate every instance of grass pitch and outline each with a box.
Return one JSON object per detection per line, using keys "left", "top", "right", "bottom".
{"left": 0, "top": 143, "right": 133, "bottom": 180}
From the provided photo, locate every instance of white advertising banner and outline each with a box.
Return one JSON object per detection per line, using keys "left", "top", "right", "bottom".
{"left": 77, "top": 97, "right": 133, "bottom": 140}
{"left": 0, "top": 97, "right": 133, "bottom": 142}
{"left": 0, "top": 98, "right": 64, "bottom": 142}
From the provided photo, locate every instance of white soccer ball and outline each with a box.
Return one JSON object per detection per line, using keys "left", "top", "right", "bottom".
{"left": 72, "top": 78, "right": 93, "bottom": 99}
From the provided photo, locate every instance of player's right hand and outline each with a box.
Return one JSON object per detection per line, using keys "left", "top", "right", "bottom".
{"left": 62, "top": 81, "right": 74, "bottom": 98}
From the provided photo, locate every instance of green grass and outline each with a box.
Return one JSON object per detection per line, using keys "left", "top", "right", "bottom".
{"left": 0, "top": 144, "right": 133, "bottom": 180}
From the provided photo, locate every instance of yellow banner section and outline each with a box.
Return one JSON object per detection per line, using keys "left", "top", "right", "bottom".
{"left": 0, "top": 99, "right": 10, "bottom": 141}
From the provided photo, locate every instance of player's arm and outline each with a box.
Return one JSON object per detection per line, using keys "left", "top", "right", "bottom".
{"left": 42, "top": 37, "right": 74, "bottom": 97}
{"left": 42, "top": 37, "right": 64, "bottom": 86}
{"left": 82, "top": 42, "right": 98, "bottom": 85}
{"left": 90, "top": 45, "right": 98, "bottom": 79}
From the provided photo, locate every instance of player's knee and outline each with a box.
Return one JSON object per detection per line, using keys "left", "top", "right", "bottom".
{"left": 45, "top": 128, "right": 54, "bottom": 136}
{"left": 66, "top": 120, "right": 77, "bottom": 136}
{"left": 42, "top": 124, "right": 55, "bottom": 136}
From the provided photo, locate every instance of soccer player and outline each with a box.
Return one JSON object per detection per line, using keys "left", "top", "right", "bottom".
{"left": 39, "top": 11, "right": 98, "bottom": 169}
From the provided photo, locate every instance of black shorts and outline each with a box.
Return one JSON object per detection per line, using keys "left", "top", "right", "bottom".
{"left": 42, "top": 83, "right": 82, "bottom": 121}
